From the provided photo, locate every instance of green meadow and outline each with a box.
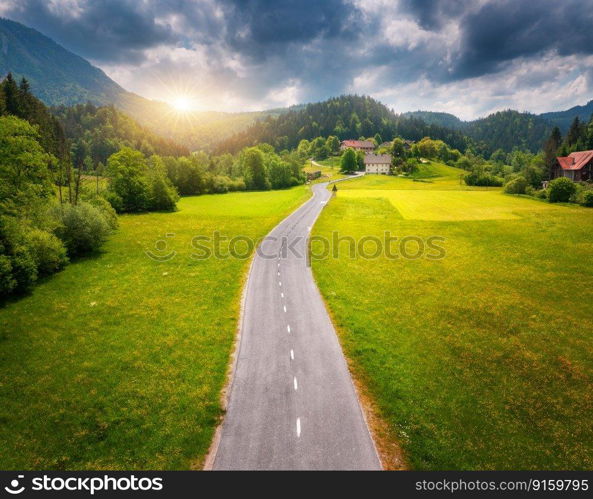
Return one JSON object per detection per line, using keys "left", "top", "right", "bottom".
{"left": 313, "top": 167, "right": 593, "bottom": 469}
{"left": 0, "top": 186, "right": 310, "bottom": 470}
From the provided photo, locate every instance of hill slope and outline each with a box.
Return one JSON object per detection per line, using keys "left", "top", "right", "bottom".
{"left": 540, "top": 100, "right": 593, "bottom": 133}
{"left": 0, "top": 17, "right": 125, "bottom": 106}
{"left": 216, "top": 95, "right": 469, "bottom": 153}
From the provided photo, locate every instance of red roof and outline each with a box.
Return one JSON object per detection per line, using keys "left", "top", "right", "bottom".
{"left": 557, "top": 150, "right": 593, "bottom": 170}
{"left": 341, "top": 140, "right": 374, "bottom": 148}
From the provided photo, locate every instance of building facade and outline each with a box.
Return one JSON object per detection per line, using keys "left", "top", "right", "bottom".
{"left": 364, "top": 154, "right": 391, "bottom": 174}
{"left": 554, "top": 150, "right": 593, "bottom": 182}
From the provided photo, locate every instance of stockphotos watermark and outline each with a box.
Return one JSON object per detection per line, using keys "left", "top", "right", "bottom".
{"left": 145, "top": 231, "right": 446, "bottom": 262}
{"left": 3, "top": 474, "right": 163, "bottom": 495}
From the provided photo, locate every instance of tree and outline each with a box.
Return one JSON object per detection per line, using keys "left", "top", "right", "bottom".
{"left": 543, "top": 127, "right": 562, "bottom": 180}
{"left": 0, "top": 116, "right": 53, "bottom": 216}
{"left": 326, "top": 135, "right": 340, "bottom": 155}
{"left": 340, "top": 148, "right": 357, "bottom": 173}
{"left": 243, "top": 147, "right": 270, "bottom": 190}
{"left": 374, "top": 133, "right": 383, "bottom": 146}
{"left": 106, "top": 147, "right": 150, "bottom": 212}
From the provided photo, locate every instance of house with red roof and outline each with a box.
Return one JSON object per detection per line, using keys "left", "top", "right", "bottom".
{"left": 554, "top": 150, "right": 593, "bottom": 182}
{"left": 340, "top": 140, "right": 375, "bottom": 152}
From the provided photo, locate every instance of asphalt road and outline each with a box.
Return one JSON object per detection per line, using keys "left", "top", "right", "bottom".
{"left": 212, "top": 180, "right": 381, "bottom": 470}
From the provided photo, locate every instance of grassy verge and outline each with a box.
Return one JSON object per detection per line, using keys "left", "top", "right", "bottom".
{"left": 312, "top": 173, "right": 593, "bottom": 469}
{"left": 0, "top": 186, "right": 311, "bottom": 470}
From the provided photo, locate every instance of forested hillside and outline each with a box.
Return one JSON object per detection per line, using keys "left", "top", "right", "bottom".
{"left": 466, "top": 110, "right": 553, "bottom": 155}
{"left": 403, "top": 111, "right": 465, "bottom": 130}
{"left": 404, "top": 109, "right": 553, "bottom": 154}
{"left": 216, "top": 95, "right": 469, "bottom": 153}
{"left": 53, "top": 103, "right": 188, "bottom": 167}
{"left": 541, "top": 100, "right": 593, "bottom": 133}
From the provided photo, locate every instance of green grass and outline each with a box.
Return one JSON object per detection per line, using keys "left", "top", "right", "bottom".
{"left": 339, "top": 190, "right": 561, "bottom": 221}
{"left": 303, "top": 159, "right": 347, "bottom": 182}
{"left": 316, "top": 156, "right": 342, "bottom": 168}
{"left": 312, "top": 182, "right": 593, "bottom": 469}
{"left": 0, "top": 186, "right": 311, "bottom": 470}
{"left": 338, "top": 161, "right": 498, "bottom": 191}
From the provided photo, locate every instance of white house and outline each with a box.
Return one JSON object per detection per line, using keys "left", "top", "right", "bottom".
{"left": 364, "top": 154, "right": 391, "bottom": 174}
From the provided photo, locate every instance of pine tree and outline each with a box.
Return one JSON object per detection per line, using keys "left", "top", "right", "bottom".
{"left": 543, "top": 127, "right": 562, "bottom": 180}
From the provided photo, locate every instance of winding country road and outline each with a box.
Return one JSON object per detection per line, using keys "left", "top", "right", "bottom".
{"left": 212, "top": 180, "right": 381, "bottom": 470}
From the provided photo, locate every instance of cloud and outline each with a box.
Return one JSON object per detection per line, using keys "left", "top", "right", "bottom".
{"left": 2, "top": 0, "right": 593, "bottom": 118}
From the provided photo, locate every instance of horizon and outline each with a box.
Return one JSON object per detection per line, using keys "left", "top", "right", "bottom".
{"left": 2, "top": 1, "right": 593, "bottom": 120}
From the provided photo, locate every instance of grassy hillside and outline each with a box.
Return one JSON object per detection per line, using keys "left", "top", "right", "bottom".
{"left": 0, "top": 186, "right": 310, "bottom": 470}
{"left": 313, "top": 174, "right": 593, "bottom": 469}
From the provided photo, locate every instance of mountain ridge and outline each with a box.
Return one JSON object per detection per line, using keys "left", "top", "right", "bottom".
{"left": 2, "top": 16, "right": 592, "bottom": 153}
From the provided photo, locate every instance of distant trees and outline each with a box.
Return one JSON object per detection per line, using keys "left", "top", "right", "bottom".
{"left": 215, "top": 95, "right": 469, "bottom": 154}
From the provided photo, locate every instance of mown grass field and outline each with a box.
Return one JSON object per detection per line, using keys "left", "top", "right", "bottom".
{"left": 337, "top": 161, "right": 497, "bottom": 191}
{"left": 0, "top": 186, "right": 310, "bottom": 470}
{"left": 313, "top": 170, "right": 593, "bottom": 469}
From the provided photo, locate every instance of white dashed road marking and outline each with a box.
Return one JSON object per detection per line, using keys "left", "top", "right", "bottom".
{"left": 290, "top": 349, "right": 294, "bottom": 360}
{"left": 296, "top": 418, "right": 301, "bottom": 437}
{"left": 293, "top": 377, "right": 298, "bottom": 391}
{"left": 287, "top": 325, "right": 291, "bottom": 333}
{"left": 283, "top": 305, "right": 287, "bottom": 313}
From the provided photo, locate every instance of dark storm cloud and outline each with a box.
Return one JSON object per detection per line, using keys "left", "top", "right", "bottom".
{"left": 2, "top": 0, "right": 593, "bottom": 114}
{"left": 451, "top": 0, "right": 593, "bottom": 79}
{"left": 2, "top": 0, "right": 176, "bottom": 63}
{"left": 219, "top": 0, "right": 362, "bottom": 60}
{"left": 397, "top": 0, "right": 467, "bottom": 29}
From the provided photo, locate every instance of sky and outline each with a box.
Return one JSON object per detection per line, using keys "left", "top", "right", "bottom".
{"left": 2, "top": 0, "right": 593, "bottom": 119}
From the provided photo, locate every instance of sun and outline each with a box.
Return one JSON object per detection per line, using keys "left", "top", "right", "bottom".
{"left": 171, "top": 96, "right": 195, "bottom": 113}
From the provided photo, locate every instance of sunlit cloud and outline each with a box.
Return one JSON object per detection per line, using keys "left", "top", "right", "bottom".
{"left": 2, "top": 0, "right": 593, "bottom": 118}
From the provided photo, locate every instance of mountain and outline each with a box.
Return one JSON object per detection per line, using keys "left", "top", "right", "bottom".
{"left": 403, "top": 111, "right": 465, "bottom": 130}
{"left": 540, "top": 100, "right": 593, "bottom": 133}
{"left": 0, "top": 17, "right": 285, "bottom": 151}
{"left": 216, "top": 95, "right": 469, "bottom": 153}
{"left": 403, "top": 109, "right": 553, "bottom": 154}
{"left": 0, "top": 17, "right": 126, "bottom": 106}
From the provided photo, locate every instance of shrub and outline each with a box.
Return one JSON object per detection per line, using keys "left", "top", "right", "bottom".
{"left": 228, "top": 178, "right": 246, "bottom": 191}
{"left": 89, "top": 196, "right": 119, "bottom": 230}
{"left": 0, "top": 254, "right": 14, "bottom": 295}
{"left": 50, "top": 202, "right": 112, "bottom": 257}
{"left": 149, "top": 174, "right": 179, "bottom": 211}
{"left": 27, "top": 228, "right": 68, "bottom": 276}
{"left": 464, "top": 171, "right": 503, "bottom": 187}
{"left": 580, "top": 190, "right": 593, "bottom": 207}
{"left": 209, "top": 175, "right": 230, "bottom": 194}
{"left": 0, "top": 218, "right": 38, "bottom": 294}
{"left": 548, "top": 177, "right": 577, "bottom": 203}
{"left": 504, "top": 175, "right": 528, "bottom": 194}
{"left": 525, "top": 186, "right": 535, "bottom": 197}
{"left": 535, "top": 189, "right": 548, "bottom": 200}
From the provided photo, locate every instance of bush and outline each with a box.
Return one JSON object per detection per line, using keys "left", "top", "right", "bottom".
{"left": 89, "top": 196, "right": 119, "bottom": 230}
{"left": 580, "top": 190, "right": 593, "bottom": 207}
{"left": 149, "top": 174, "right": 179, "bottom": 211}
{"left": 27, "top": 228, "right": 68, "bottom": 276}
{"left": 548, "top": 177, "right": 577, "bottom": 203}
{"left": 525, "top": 186, "right": 535, "bottom": 197}
{"left": 535, "top": 189, "right": 548, "bottom": 200}
{"left": 0, "top": 254, "right": 14, "bottom": 295}
{"left": 504, "top": 175, "right": 528, "bottom": 194}
{"left": 50, "top": 202, "right": 113, "bottom": 257}
{"left": 0, "top": 217, "right": 38, "bottom": 294}
{"left": 464, "top": 171, "right": 503, "bottom": 187}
